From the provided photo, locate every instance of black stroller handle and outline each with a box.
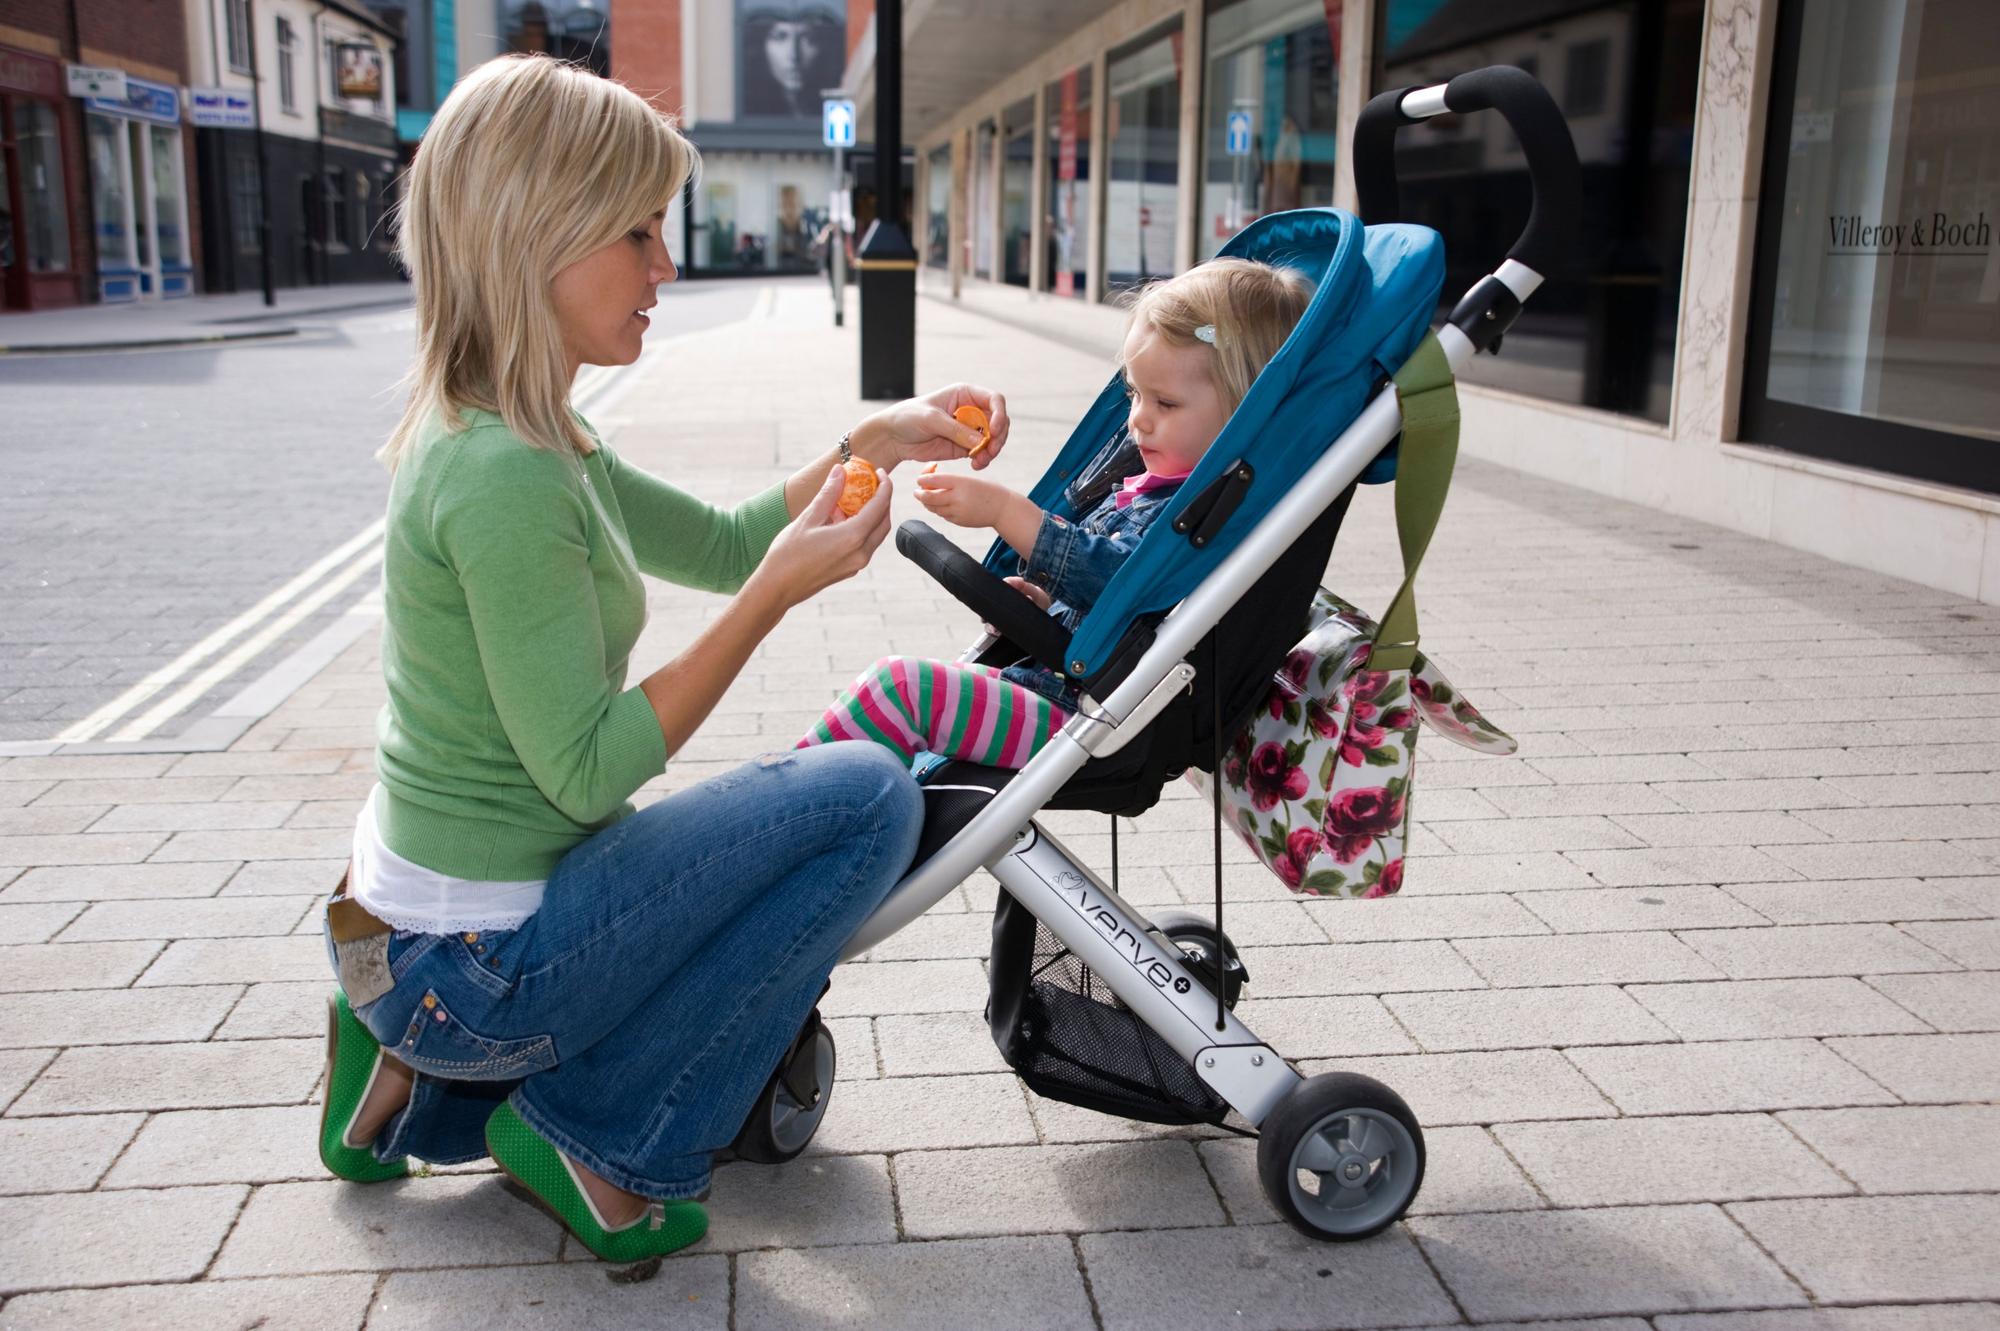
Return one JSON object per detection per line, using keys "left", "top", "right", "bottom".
{"left": 895, "top": 520, "right": 1073, "bottom": 676}
{"left": 1353, "top": 65, "right": 1581, "bottom": 278}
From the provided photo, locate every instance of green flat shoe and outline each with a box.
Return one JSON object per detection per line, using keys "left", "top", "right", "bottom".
{"left": 485, "top": 1102, "right": 708, "bottom": 1263}
{"left": 319, "top": 990, "right": 410, "bottom": 1183}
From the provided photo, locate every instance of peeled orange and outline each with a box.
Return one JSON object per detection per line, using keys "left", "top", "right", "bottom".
{"left": 953, "top": 404, "right": 991, "bottom": 455}
{"left": 836, "top": 458, "right": 878, "bottom": 516}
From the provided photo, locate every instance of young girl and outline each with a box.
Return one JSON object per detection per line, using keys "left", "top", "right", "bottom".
{"left": 799, "top": 257, "right": 1313, "bottom": 767}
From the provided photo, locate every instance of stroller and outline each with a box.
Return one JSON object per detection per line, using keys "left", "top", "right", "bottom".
{"left": 731, "top": 67, "right": 1580, "bottom": 1242}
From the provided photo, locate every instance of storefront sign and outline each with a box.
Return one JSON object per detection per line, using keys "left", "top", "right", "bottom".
{"left": 322, "top": 106, "right": 398, "bottom": 154}
{"left": 85, "top": 74, "right": 179, "bottom": 126}
{"left": 186, "top": 86, "right": 255, "bottom": 129}
{"left": 65, "top": 63, "right": 126, "bottom": 101}
{"left": 337, "top": 43, "right": 383, "bottom": 100}
{"left": 3, "top": 47, "right": 62, "bottom": 97}
{"left": 1058, "top": 70, "right": 1078, "bottom": 183}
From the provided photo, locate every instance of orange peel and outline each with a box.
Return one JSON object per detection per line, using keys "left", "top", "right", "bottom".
{"left": 953, "top": 404, "right": 991, "bottom": 456}
{"left": 836, "top": 458, "right": 878, "bottom": 516}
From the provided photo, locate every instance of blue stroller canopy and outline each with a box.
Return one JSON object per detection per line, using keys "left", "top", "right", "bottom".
{"left": 984, "top": 208, "right": 1446, "bottom": 680}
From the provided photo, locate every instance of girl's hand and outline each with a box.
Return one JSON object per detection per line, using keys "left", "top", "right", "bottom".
{"left": 1003, "top": 576, "right": 1053, "bottom": 611}
{"left": 751, "top": 465, "right": 894, "bottom": 608}
{"left": 913, "top": 471, "right": 1013, "bottom": 528}
{"left": 849, "top": 383, "right": 1011, "bottom": 472}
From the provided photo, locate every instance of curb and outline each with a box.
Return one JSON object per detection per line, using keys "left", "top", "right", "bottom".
{"left": 0, "top": 326, "right": 301, "bottom": 356}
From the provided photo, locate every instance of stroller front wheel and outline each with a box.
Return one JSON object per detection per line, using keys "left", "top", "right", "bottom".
{"left": 731, "top": 1015, "right": 837, "bottom": 1164}
{"left": 1256, "top": 1072, "right": 1424, "bottom": 1241}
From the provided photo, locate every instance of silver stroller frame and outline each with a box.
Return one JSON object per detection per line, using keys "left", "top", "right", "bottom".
{"left": 732, "top": 68, "right": 1580, "bottom": 1243}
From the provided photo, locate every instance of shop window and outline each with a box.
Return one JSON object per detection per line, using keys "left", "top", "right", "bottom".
{"left": 1201, "top": 0, "right": 1339, "bottom": 261}
{"left": 924, "top": 144, "right": 950, "bottom": 269}
{"left": 225, "top": 0, "right": 253, "bottom": 73}
{"left": 1742, "top": 0, "right": 2000, "bottom": 494}
{"left": 1001, "top": 96, "right": 1034, "bottom": 288}
{"left": 1106, "top": 21, "right": 1183, "bottom": 296}
{"left": 278, "top": 18, "right": 298, "bottom": 114}
{"left": 324, "top": 168, "right": 350, "bottom": 252}
{"left": 1045, "top": 65, "right": 1092, "bottom": 298}
{"left": 87, "top": 115, "right": 131, "bottom": 273}
{"left": 230, "top": 156, "right": 262, "bottom": 255}
{"left": 150, "top": 125, "right": 186, "bottom": 269}
{"left": 1563, "top": 38, "right": 1609, "bottom": 117}
{"left": 972, "top": 120, "right": 996, "bottom": 279}
{"left": 1375, "top": 0, "right": 1701, "bottom": 423}
{"left": 16, "top": 100, "right": 72, "bottom": 273}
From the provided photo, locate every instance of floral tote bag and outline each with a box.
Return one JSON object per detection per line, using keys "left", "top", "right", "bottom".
{"left": 1189, "top": 334, "right": 1514, "bottom": 898}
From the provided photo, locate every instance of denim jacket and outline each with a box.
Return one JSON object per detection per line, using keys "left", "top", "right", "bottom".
{"left": 1002, "top": 462, "right": 1185, "bottom": 707}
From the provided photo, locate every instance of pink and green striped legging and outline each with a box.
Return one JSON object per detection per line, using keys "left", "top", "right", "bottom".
{"left": 797, "top": 655, "right": 1072, "bottom": 768}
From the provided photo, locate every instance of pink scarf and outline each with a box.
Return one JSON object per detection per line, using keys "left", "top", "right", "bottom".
{"left": 1114, "top": 467, "right": 1193, "bottom": 509}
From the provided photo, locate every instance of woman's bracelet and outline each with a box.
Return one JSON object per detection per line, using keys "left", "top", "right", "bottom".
{"left": 838, "top": 433, "right": 852, "bottom": 464}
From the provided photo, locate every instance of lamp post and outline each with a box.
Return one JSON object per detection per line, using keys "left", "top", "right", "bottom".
{"left": 856, "top": 0, "right": 913, "bottom": 400}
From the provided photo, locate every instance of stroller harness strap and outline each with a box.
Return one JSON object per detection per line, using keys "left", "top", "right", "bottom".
{"left": 1372, "top": 333, "right": 1461, "bottom": 673}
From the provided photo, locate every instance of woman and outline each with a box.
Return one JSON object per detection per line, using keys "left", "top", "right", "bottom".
{"left": 317, "top": 54, "right": 1008, "bottom": 1264}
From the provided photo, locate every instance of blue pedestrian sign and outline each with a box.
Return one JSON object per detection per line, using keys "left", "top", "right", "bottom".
{"left": 823, "top": 99, "right": 857, "bottom": 149}
{"left": 1225, "top": 109, "right": 1254, "bottom": 157}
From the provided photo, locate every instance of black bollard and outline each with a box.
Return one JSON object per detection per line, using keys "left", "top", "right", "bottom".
{"left": 858, "top": 0, "right": 915, "bottom": 400}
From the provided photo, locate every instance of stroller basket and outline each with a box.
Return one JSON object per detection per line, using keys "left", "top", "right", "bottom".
{"left": 988, "top": 889, "right": 1229, "bottom": 1126}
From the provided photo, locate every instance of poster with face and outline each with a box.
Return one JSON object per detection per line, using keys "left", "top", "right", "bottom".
{"left": 738, "top": 0, "right": 846, "bottom": 121}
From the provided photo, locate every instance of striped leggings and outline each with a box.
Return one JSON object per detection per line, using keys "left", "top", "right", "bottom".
{"left": 797, "top": 655, "right": 1071, "bottom": 769}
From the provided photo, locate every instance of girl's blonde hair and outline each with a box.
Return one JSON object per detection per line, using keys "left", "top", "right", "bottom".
{"left": 378, "top": 55, "right": 697, "bottom": 470}
{"left": 1123, "top": 258, "right": 1314, "bottom": 415}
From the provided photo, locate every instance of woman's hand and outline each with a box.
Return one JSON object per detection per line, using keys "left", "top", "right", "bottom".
{"left": 849, "top": 383, "right": 1011, "bottom": 472}
{"left": 749, "top": 465, "right": 895, "bottom": 609}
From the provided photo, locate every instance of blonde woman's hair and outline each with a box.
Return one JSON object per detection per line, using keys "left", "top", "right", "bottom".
{"left": 377, "top": 55, "right": 697, "bottom": 470}
{"left": 1122, "top": 258, "right": 1315, "bottom": 415}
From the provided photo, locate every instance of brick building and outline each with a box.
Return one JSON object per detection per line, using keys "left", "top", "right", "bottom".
{"left": 1, "top": 0, "right": 203, "bottom": 309}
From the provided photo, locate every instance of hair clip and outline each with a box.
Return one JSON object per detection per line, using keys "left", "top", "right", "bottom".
{"left": 1194, "top": 324, "right": 1218, "bottom": 345}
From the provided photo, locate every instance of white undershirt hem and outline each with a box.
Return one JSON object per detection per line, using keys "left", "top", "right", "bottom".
{"left": 349, "top": 786, "right": 547, "bottom": 935}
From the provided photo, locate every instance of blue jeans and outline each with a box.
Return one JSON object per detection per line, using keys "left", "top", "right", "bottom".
{"left": 328, "top": 743, "right": 922, "bottom": 1200}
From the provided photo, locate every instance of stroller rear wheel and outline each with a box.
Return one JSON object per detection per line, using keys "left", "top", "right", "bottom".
{"left": 1257, "top": 1072, "right": 1424, "bottom": 1241}
{"left": 731, "top": 1012, "right": 836, "bottom": 1164}
{"left": 1150, "top": 910, "right": 1248, "bottom": 1010}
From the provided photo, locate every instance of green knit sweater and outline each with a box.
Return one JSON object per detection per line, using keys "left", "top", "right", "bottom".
{"left": 374, "top": 410, "right": 792, "bottom": 881}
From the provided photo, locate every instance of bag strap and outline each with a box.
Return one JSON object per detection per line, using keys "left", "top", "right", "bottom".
{"left": 1370, "top": 333, "right": 1460, "bottom": 672}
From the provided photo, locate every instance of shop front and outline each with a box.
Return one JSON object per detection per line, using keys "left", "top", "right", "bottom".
{"left": 0, "top": 45, "right": 83, "bottom": 311}
{"left": 1742, "top": 0, "right": 1999, "bottom": 495}
{"left": 1199, "top": 0, "right": 1340, "bottom": 261}
{"left": 84, "top": 74, "right": 194, "bottom": 302}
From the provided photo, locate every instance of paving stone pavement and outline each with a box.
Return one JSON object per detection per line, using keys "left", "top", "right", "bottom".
{"left": 1, "top": 281, "right": 1997, "bottom": 1327}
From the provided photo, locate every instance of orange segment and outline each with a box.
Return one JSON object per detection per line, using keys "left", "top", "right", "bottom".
{"left": 922, "top": 462, "right": 941, "bottom": 475}
{"left": 836, "top": 458, "right": 878, "bottom": 517}
{"left": 953, "top": 404, "right": 991, "bottom": 456}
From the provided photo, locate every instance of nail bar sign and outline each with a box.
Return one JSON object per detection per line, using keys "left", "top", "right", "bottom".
{"left": 1827, "top": 211, "right": 1992, "bottom": 256}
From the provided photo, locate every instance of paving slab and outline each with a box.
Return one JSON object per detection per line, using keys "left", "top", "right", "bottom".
{"left": 1228, "top": 995, "right": 1422, "bottom": 1060}
{"left": 9, "top": 1037, "right": 320, "bottom": 1114}
{"left": 1306, "top": 1050, "right": 1616, "bottom": 1126}
{"left": 1301, "top": 892, "right": 1550, "bottom": 943}
{"left": 1778, "top": 1104, "right": 2000, "bottom": 1193}
{"left": 818, "top": 959, "right": 989, "bottom": 1017}
{"left": 806, "top": 1073, "right": 1036, "bottom": 1154}
{"left": 735, "top": 1235, "right": 1097, "bottom": 1331}
{"left": 1899, "top": 917, "right": 2000, "bottom": 968}
{"left": 0, "top": 861, "right": 238, "bottom": 903}
{"left": 1656, "top": 1305, "right": 2000, "bottom": 1331}
{"left": 0, "top": 1274, "right": 376, "bottom": 1331}
{"left": 1627, "top": 977, "right": 1932, "bottom": 1041}
{"left": 0, "top": 902, "right": 81, "bottom": 945}
{"left": 1864, "top": 970, "right": 2000, "bottom": 1031}
{"left": 702, "top": 1154, "right": 897, "bottom": 1251}
{"left": 1719, "top": 877, "right": 1990, "bottom": 925}
{"left": 57, "top": 894, "right": 315, "bottom": 941}
{"left": 0, "top": 1111, "right": 142, "bottom": 1193}
{"left": 370, "top": 1259, "right": 731, "bottom": 1330}
{"left": 1079, "top": 1223, "right": 1459, "bottom": 1331}
{"left": 0, "top": 1184, "right": 248, "bottom": 1295}
{"left": 873, "top": 1010, "right": 1009, "bottom": 1077}
{"left": 1409, "top": 1203, "right": 1805, "bottom": 1322}
{"left": 104, "top": 1103, "right": 324, "bottom": 1187}
{"left": 1562, "top": 1039, "right": 1898, "bottom": 1115}
{"left": 211, "top": 1175, "right": 562, "bottom": 1277}
{"left": 0, "top": 983, "right": 240, "bottom": 1048}
{"left": 137, "top": 934, "right": 328, "bottom": 986}
{"left": 1674, "top": 922, "right": 1960, "bottom": 979}
{"left": 1240, "top": 941, "right": 1487, "bottom": 996}
{"left": 1384, "top": 985, "right": 1676, "bottom": 1051}
{"left": 1492, "top": 1113, "right": 1850, "bottom": 1206}
{"left": 1511, "top": 884, "right": 1768, "bottom": 932}
{"left": 1451, "top": 931, "right": 1723, "bottom": 987}
{"left": 1728, "top": 1194, "right": 2000, "bottom": 1303}
{"left": 894, "top": 1139, "right": 1223, "bottom": 1239}
{"left": 0, "top": 939, "right": 160, "bottom": 991}
{"left": 1198, "top": 1124, "right": 1544, "bottom": 1222}
{"left": 1822, "top": 1032, "right": 2000, "bottom": 1102}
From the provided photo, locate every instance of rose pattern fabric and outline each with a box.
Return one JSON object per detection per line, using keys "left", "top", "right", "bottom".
{"left": 1189, "top": 589, "right": 1515, "bottom": 899}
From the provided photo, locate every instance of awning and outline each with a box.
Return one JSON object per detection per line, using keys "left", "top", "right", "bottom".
{"left": 840, "top": 0, "right": 1126, "bottom": 139}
